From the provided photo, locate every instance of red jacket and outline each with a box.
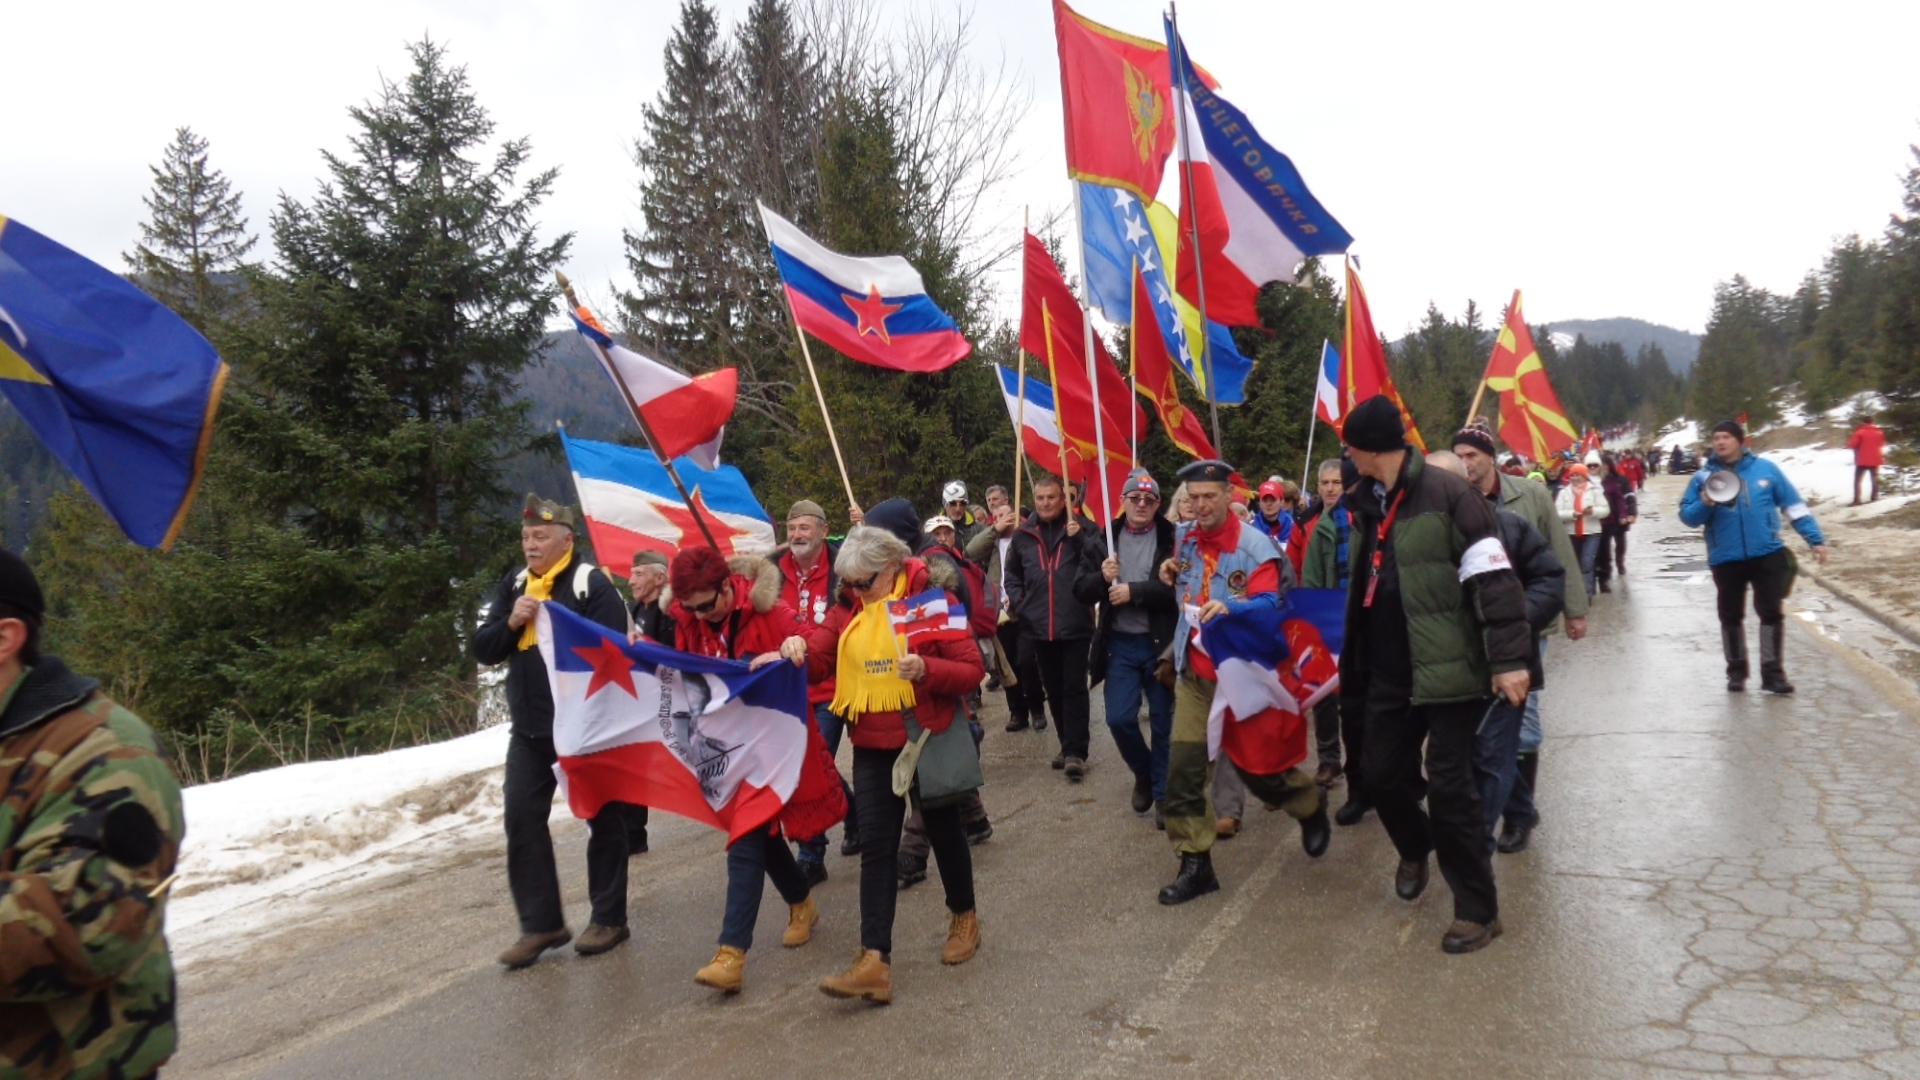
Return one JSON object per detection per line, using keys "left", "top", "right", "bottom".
{"left": 1850, "top": 423, "right": 1886, "bottom": 469}
{"left": 806, "top": 558, "right": 984, "bottom": 751}
{"left": 776, "top": 545, "right": 838, "bottom": 705}
{"left": 1287, "top": 511, "right": 1315, "bottom": 577}
{"left": 670, "top": 561, "right": 804, "bottom": 661}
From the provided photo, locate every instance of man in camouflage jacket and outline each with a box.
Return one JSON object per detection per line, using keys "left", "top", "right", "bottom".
{"left": 1, "top": 548, "right": 183, "bottom": 1079}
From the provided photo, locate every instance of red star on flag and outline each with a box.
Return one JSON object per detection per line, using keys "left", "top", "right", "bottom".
{"left": 572, "top": 637, "right": 639, "bottom": 699}
{"left": 655, "top": 487, "right": 753, "bottom": 555}
{"left": 842, "top": 284, "right": 902, "bottom": 345}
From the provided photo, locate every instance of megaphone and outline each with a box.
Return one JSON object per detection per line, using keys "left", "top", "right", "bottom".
{"left": 1703, "top": 470, "right": 1743, "bottom": 506}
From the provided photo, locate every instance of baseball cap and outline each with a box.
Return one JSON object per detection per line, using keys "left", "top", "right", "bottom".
{"left": 1257, "top": 480, "right": 1284, "bottom": 499}
{"left": 923, "top": 514, "right": 956, "bottom": 534}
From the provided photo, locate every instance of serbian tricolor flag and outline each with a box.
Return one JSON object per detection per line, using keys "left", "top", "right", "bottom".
{"left": 1342, "top": 263, "right": 1427, "bottom": 453}
{"left": 995, "top": 364, "right": 1070, "bottom": 482}
{"left": 889, "top": 589, "right": 969, "bottom": 645}
{"left": 560, "top": 430, "right": 774, "bottom": 579}
{"left": 1166, "top": 23, "right": 1353, "bottom": 328}
{"left": 538, "top": 602, "right": 846, "bottom": 843}
{"left": 1484, "top": 291, "right": 1578, "bottom": 461}
{"left": 570, "top": 306, "right": 734, "bottom": 469}
{"left": 1314, "top": 340, "right": 1343, "bottom": 427}
{"left": 1195, "top": 588, "right": 1345, "bottom": 776}
{"left": 758, "top": 203, "right": 970, "bottom": 373}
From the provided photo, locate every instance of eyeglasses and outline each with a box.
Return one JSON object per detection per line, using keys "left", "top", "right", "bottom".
{"left": 684, "top": 592, "right": 725, "bottom": 616}
{"left": 844, "top": 574, "right": 880, "bottom": 592}
{"left": 1124, "top": 493, "right": 1159, "bottom": 505}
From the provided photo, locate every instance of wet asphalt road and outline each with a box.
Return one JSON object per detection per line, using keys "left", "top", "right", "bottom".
{"left": 172, "top": 476, "right": 1920, "bottom": 1079}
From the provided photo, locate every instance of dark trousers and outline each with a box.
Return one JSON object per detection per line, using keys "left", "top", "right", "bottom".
{"left": 1312, "top": 695, "right": 1343, "bottom": 771}
{"left": 998, "top": 621, "right": 1047, "bottom": 726}
{"left": 1855, "top": 465, "right": 1880, "bottom": 503}
{"left": 1033, "top": 637, "right": 1092, "bottom": 760}
{"left": 718, "top": 827, "right": 811, "bottom": 950}
{"left": 1711, "top": 549, "right": 1792, "bottom": 628}
{"left": 1597, "top": 528, "right": 1627, "bottom": 583}
{"left": 852, "top": 745, "right": 975, "bottom": 956}
{"left": 1472, "top": 698, "right": 1524, "bottom": 855}
{"left": 902, "top": 720, "right": 987, "bottom": 860}
{"left": 504, "top": 731, "right": 632, "bottom": 933}
{"left": 797, "top": 702, "right": 857, "bottom": 866}
{"left": 1340, "top": 694, "right": 1368, "bottom": 795}
{"left": 1363, "top": 697, "right": 1498, "bottom": 924}
{"left": 1102, "top": 631, "right": 1175, "bottom": 800}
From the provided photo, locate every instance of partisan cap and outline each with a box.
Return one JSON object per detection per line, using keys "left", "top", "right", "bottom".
{"left": 631, "top": 550, "right": 669, "bottom": 571}
{"left": 1175, "top": 460, "right": 1235, "bottom": 485}
{"left": 787, "top": 499, "right": 827, "bottom": 523}
{"left": 521, "top": 493, "right": 576, "bottom": 528}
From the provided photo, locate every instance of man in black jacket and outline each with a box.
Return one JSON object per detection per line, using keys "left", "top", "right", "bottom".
{"left": 1004, "top": 474, "right": 1102, "bottom": 780}
{"left": 471, "top": 495, "right": 637, "bottom": 969}
{"left": 1083, "top": 470, "right": 1178, "bottom": 817}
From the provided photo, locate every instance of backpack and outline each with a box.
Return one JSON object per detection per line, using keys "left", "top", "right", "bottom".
{"left": 514, "top": 561, "right": 604, "bottom": 604}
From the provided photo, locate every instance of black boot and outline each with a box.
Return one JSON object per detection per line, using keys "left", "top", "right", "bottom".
{"left": 1498, "top": 753, "right": 1539, "bottom": 854}
{"left": 1157, "top": 853, "right": 1220, "bottom": 905}
{"left": 1335, "top": 793, "right": 1372, "bottom": 827}
{"left": 1759, "top": 622, "right": 1794, "bottom": 694}
{"left": 1300, "top": 793, "right": 1331, "bottom": 859}
{"left": 1721, "top": 623, "right": 1749, "bottom": 692}
{"left": 1130, "top": 772, "right": 1154, "bottom": 814}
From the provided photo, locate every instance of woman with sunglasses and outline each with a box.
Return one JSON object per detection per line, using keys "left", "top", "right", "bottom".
{"left": 810, "top": 525, "right": 986, "bottom": 1005}
{"left": 666, "top": 546, "right": 822, "bottom": 996}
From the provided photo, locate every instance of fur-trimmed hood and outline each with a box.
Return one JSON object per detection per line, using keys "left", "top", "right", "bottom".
{"left": 661, "top": 553, "right": 782, "bottom": 612}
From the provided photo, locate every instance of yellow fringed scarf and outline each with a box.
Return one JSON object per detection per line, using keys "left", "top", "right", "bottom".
{"left": 829, "top": 572, "right": 917, "bottom": 721}
{"left": 517, "top": 549, "right": 574, "bottom": 651}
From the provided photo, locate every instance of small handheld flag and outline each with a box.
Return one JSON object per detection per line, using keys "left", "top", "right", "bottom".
{"left": 888, "top": 588, "right": 970, "bottom": 646}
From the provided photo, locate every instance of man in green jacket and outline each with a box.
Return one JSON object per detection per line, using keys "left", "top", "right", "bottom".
{"left": 1, "top": 548, "right": 184, "bottom": 1079}
{"left": 1340, "top": 398, "right": 1532, "bottom": 955}
{"left": 1450, "top": 423, "right": 1587, "bottom": 854}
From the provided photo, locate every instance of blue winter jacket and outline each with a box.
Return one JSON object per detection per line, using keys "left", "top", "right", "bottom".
{"left": 1678, "top": 450, "right": 1825, "bottom": 567}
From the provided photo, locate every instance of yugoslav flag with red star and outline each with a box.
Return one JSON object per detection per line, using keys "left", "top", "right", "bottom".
{"left": 560, "top": 429, "right": 774, "bottom": 579}
{"left": 537, "top": 601, "right": 847, "bottom": 843}
{"left": 757, "top": 202, "right": 971, "bottom": 373}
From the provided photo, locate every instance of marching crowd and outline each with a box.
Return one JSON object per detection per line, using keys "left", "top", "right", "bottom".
{"left": 0, "top": 397, "right": 1848, "bottom": 1075}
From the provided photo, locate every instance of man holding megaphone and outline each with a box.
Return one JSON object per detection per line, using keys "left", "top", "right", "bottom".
{"left": 1680, "top": 420, "right": 1830, "bottom": 694}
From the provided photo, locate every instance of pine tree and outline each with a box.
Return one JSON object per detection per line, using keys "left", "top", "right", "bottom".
{"left": 1877, "top": 143, "right": 1920, "bottom": 439}
{"left": 124, "top": 127, "right": 256, "bottom": 331}
{"left": 1691, "top": 276, "right": 1788, "bottom": 425}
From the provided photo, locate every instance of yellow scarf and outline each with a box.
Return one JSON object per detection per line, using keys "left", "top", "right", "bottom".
{"left": 517, "top": 549, "right": 574, "bottom": 651}
{"left": 829, "top": 572, "right": 917, "bottom": 721}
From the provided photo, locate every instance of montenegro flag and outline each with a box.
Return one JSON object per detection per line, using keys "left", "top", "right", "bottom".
{"left": 1485, "top": 290, "right": 1577, "bottom": 462}
{"left": 1053, "top": 0, "right": 1182, "bottom": 201}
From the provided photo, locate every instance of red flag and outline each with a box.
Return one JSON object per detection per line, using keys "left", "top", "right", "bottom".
{"left": 1053, "top": 0, "right": 1180, "bottom": 200}
{"left": 1484, "top": 290, "right": 1577, "bottom": 461}
{"left": 1131, "top": 263, "right": 1218, "bottom": 461}
{"left": 1020, "top": 233, "right": 1137, "bottom": 516}
{"left": 1341, "top": 263, "right": 1427, "bottom": 454}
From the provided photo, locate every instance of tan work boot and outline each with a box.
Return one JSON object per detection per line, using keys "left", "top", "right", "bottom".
{"left": 1215, "top": 816, "right": 1240, "bottom": 839}
{"left": 818, "top": 948, "right": 892, "bottom": 1005}
{"left": 941, "top": 911, "right": 980, "bottom": 965}
{"left": 694, "top": 946, "right": 746, "bottom": 993}
{"left": 783, "top": 896, "right": 819, "bottom": 948}
{"left": 574, "top": 923, "right": 630, "bottom": 956}
{"left": 498, "top": 928, "right": 571, "bottom": 970}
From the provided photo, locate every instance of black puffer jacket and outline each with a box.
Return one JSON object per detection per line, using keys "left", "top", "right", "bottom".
{"left": 1079, "top": 515, "right": 1179, "bottom": 685}
{"left": 471, "top": 554, "right": 630, "bottom": 738}
{"left": 1003, "top": 512, "right": 1101, "bottom": 642}
{"left": 1495, "top": 508, "right": 1565, "bottom": 691}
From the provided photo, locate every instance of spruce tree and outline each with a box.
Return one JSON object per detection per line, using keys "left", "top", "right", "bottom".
{"left": 124, "top": 126, "right": 256, "bottom": 331}
{"left": 1691, "top": 276, "right": 1787, "bottom": 426}
{"left": 1877, "top": 143, "right": 1920, "bottom": 439}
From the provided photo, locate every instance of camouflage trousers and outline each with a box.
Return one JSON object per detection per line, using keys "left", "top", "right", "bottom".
{"left": 1165, "top": 674, "right": 1321, "bottom": 855}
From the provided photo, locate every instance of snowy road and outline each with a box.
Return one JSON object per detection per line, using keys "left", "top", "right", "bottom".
{"left": 171, "top": 477, "right": 1920, "bottom": 1078}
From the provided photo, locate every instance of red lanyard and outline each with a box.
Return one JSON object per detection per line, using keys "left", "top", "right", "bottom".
{"left": 1363, "top": 486, "right": 1408, "bottom": 609}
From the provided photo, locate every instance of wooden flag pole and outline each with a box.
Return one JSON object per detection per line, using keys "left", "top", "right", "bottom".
{"left": 1016, "top": 208, "right": 1030, "bottom": 514}
{"left": 779, "top": 289, "right": 859, "bottom": 516}
{"left": 556, "top": 273, "right": 720, "bottom": 551}
{"left": 1168, "top": 0, "right": 1225, "bottom": 461}
{"left": 1070, "top": 180, "right": 1117, "bottom": 552}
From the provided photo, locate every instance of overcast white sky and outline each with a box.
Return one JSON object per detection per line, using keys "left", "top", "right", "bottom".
{"left": 5, "top": 0, "right": 1914, "bottom": 339}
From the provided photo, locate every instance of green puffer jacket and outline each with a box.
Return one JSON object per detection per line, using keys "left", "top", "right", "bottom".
{"left": 1, "top": 658, "right": 183, "bottom": 1080}
{"left": 1341, "top": 453, "right": 1533, "bottom": 705}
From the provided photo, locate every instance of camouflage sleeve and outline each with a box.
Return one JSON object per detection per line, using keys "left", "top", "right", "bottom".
{"left": 0, "top": 708, "right": 185, "bottom": 1002}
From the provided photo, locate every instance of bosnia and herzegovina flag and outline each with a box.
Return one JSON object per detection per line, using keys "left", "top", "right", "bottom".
{"left": 1196, "top": 588, "right": 1345, "bottom": 777}
{"left": 0, "top": 217, "right": 227, "bottom": 549}
{"left": 537, "top": 600, "right": 846, "bottom": 844}
{"left": 757, "top": 203, "right": 971, "bottom": 374}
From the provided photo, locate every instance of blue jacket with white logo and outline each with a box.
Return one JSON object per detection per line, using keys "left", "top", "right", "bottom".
{"left": 1678, "top": 450, "right": 1825, "bottom": 567}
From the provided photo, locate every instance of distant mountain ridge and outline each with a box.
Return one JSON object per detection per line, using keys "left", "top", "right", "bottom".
{"left": 1542, "top": 317, "right": 1701, "bottom": 372}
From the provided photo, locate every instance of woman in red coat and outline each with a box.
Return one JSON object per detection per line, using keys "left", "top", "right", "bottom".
{"left": 667, "top": 546, "right": 820, "bottom": 996}
{"left": 809, "top": 525, "right": 985, "bottom": 1005}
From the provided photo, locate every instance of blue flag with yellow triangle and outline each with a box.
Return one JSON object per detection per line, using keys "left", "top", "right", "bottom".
{"left": 0, "top": 216, "right": 227, "bottom": 549}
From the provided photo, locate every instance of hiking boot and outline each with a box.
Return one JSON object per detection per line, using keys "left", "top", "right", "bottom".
{"left": 694, "top": 946, "right": 746, "bottom": 993}
{"left": 1032, "top": 711, "right": 1049, "bottom": 732}
{"left": 498, "top": 928, "right": 571, "bottom": 969}
{"left": 1005, "top": 715, "right": 1030, "bottom": 733}
{"left": 964, "top": 818, "right": 994, "bottom": 846}
{"left": 942, "top": 911, "right": 980, "bottom": 965}
{"left": 1441, "top": 918, "right": 1503, "bottom": 955}
{"left": 1130, "top": 772, "right": 1154, "bottom": 814}
{"left": 1335, "top": 796, "right": 1372, "bottom": 827}
{"left": 819, "top": 948, "right": 893, "bottom": 1005}
{"left": 1215, "top": 816, "right": 1239, "bottom": 839}
{"left": 1153, "top": 801, "right": 1166, "bottom": 831}
{"left": 897, "top": 852, "right": 928, "bottom": 890}
{"left": 1395, "top": 858, "right": 1429, "bottom": 901}
{"left": 1064, "top": 757, "right": 1087, "bottom": 782}
{"left": 783, "top": 897, "right": 819, "bottom": 948}
{"left": 1157, "top": 853, "right": 1220, "bottom": 905}
{"left": 1313, "top": 762, "right": 1341, "bottom": 788}
{"left": 1300, "top": 800, "right": 1332, "bottom": 859}
{"left": 800, "top": 859, "right": 829, "bottom": 889}
{"left": 573, "top": 923, "right": 630, "bottom": 957}
{"left": 1050, "top": 753, "right": 1067, "bottom": 770}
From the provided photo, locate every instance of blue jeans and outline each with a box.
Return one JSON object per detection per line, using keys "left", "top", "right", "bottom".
{"left": 1103, "top": 631, "right": 1175, "bottom": 801}
{"left": 719, "top": 827, "right": 810, "bottom": 950}
{"left": 1505, "top": 640, "right": 1545, "bottom": 826}
{"left": 798, "top": 702, "right": 856, "bottom": 866}
{"left": 1472, "top": 698, "right": 1524, "bottom": 855}
{"left": 1573, "top": 535, "right": 1601, "bottom": 597}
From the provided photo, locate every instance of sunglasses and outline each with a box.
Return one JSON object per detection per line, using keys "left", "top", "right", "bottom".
{"left": 1125, "top": 493, "right": 1159, "bottom": 505}
{"left": 683, "top": 591, "right": 725, "bottom": 616}
{"left": 844, "top": 574, "right": 880, "bottom": 592}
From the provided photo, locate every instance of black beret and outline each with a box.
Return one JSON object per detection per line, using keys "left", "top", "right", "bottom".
{"left": 1175, "top": 459, "right": 1236, "bottom": 484}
